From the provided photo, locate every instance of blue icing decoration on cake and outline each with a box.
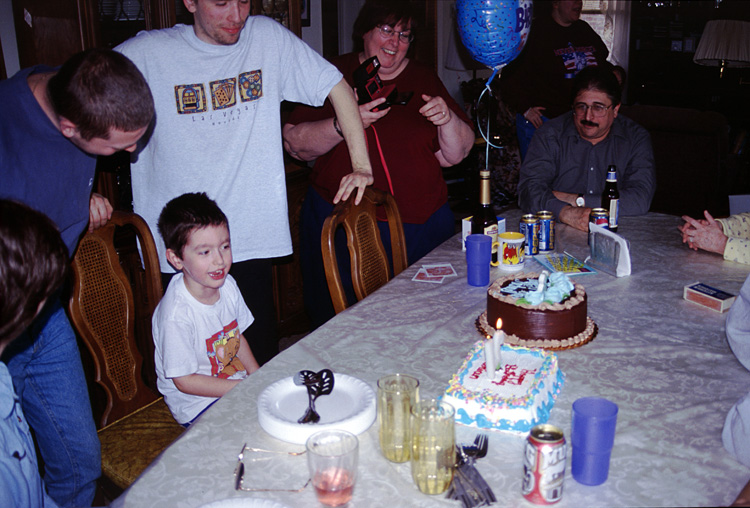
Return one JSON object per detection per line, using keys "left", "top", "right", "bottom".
{"left": 443, "top": 340, "right": 565, "bottom": 433}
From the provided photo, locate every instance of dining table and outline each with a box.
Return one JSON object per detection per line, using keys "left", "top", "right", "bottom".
{"left": 113, "top": 209, "right": 750, "bottom": 508}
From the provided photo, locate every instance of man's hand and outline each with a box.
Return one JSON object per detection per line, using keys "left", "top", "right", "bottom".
{"left": 678, "top": 210, "right": 727, "bottom": 255}
{"left": 333, "top": 170, "right": 374, "bottom": 205}
{"left": 88, "top": 193, "right": 113, "bottom": 232}
{"left": 524, "top": 106, "right": 546, "bottom": 129}
{"left": 558, "top": 205, "right": 591, "bottom": 232}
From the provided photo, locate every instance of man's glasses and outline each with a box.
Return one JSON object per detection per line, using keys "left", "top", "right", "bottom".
{"left": 573, "top": 102, "right": 613, "bottom": 118}
{"left": 378, "top": 25, "right": 414, "bottom": 44}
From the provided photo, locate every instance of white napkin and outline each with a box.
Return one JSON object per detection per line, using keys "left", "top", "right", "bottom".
{"left": 587, "top": 223, "right": 631, "bottom": 277}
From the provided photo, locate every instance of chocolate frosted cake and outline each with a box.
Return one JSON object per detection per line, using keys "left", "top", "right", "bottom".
{"left": 478, "top": 272, "right": 596, "bottom": 350}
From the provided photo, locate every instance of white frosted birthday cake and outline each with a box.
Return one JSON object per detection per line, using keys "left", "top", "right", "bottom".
{"left": 443, "top": 340, "right": 565, "bottom": 433}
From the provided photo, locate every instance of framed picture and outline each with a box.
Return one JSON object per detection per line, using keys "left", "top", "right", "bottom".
{"left": 683, "top": 37, "right": 695, "bottom": 53}
{"left": 301, "top": 0, "right": 310, "bottom": 27}
{"left": 671, "top": 40, "right": 683, "bottom": 52}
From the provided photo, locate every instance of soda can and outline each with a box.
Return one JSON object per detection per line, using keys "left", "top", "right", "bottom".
{"left": 520, "top": 214, "right": 539, "bottom": 256}
{"left": 536, "top": 211, "right": 555, "bottom": 252}
{"left": 522, "top": 424, "right": 567, "bottom": 505}
{"left": 589, "top": 208, "right": 609, "bottom": 229}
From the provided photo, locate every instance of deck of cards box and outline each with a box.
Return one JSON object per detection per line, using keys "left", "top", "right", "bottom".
{"left": 683, "top": 282, "right": 737, "bottom": 313}
{"left": 462, "top": 216, "right": 506, "bottom": 250}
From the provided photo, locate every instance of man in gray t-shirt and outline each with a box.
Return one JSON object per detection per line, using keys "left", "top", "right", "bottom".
{"left": 117, "top": 0, "right": 373, "bottom": 364}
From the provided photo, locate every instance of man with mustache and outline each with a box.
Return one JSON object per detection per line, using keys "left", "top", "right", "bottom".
{"left": 517, "top": 66, "right": 656, "bottom": 231}
{"left": 116, "top": 0, "right": 372, "bottom": 366}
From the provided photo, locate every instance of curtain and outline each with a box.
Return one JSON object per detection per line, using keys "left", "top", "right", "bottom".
{"left": 582, "top": 0, "right": 632, "bottom": 70}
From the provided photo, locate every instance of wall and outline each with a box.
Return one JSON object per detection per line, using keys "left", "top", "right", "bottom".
{"left": 1, "top": 0, "right": 488, "bottom": 109}
{"left": 1, "top": 0, "right": 20, "bottom": 77}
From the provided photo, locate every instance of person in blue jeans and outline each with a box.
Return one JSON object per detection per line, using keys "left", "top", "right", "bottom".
{"left": 0, "top": 49, "right": 154, "bottom": 506}
{"left": 0, "top": 200, "right": 71, "bottom": 507}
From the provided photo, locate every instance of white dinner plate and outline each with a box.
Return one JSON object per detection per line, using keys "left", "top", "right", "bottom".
{"left": 258, "top": 373, "right": 376, "bottom": 445}
{"left": 199, "top": 498, "right": 291, "bottom": 508}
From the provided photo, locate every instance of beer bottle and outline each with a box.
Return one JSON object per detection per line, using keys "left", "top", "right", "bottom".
{"left": 601, "top": 165, "right": 619, "bottom": 232}
{"left": 472, "top": 169, "right": 498, "bottom": 264}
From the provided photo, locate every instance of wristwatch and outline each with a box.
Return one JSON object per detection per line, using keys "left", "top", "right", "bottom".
{"left": 575, "top": 194, "right": 585, "bottom": 207}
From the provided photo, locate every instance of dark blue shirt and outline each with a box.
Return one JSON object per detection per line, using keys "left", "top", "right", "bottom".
{"left": 518, "top": 112, "right": 656, "bottom": 218}
{"left": 0, "top": 66, "right": 96, "bottom": 256}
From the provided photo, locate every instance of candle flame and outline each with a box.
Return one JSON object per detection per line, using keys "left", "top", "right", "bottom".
{"left": 496, "top": 318, "right": 503, "bottom": 329}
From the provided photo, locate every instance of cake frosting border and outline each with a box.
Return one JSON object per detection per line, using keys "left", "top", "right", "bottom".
{"left": 477, "top": 311, "right": 597, "bottom": 351}
{"left": 444, "top": 340, "right": 565, "bottom": 433}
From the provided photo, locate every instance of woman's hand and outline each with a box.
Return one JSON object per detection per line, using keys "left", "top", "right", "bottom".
{"left": 419, "top": 94, "right": 452, "bottom": 126}
{"left": 679, "top": 210, "right": 728, "bottom": 255}
{"left": 358, "top": 97, "right": 389, "bottom": 129}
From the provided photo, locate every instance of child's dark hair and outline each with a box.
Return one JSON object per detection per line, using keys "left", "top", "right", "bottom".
{"left": 0, "top": 200, "right": 69, "bottom": 343}
{"left": 157, "top": 193, "right": 228, "bottom": 258}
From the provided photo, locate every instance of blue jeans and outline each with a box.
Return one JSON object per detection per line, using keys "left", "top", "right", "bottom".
{"left": 2, "top": 300, "right": 100, "bottom": 507}
{"left": 515, "top": 113, "right": 549, "bottom": 161}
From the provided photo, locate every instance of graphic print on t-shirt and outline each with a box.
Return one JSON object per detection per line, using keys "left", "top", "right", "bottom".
{"left": 205, "top": 319, "right": 246, "bottom": 378}
{"left": 175, "top": 83, "right": 208, "bottom": 114}
{"left": 210, "top": 78, "right": 237, "bottom": 110}
{"left": 238, "top": 70, "right": 262, "bottom": 102}
{"left": 555, "top": 43, "right": 599, "bottom": 78}
{"left": 174, "top": 70, "right": 262, "bottom": 115}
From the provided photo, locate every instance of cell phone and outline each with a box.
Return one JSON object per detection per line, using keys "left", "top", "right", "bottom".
{"left": 353, "top": 56, "right": 413, "bottom": 111}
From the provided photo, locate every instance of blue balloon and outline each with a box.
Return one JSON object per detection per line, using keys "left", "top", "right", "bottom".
{"left": 456, "top": 0, "right": 534, "bottom": 71}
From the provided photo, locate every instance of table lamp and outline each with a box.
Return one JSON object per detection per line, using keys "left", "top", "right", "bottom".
{"left": 693, "top": 19, "right": 750, "bottom": 78}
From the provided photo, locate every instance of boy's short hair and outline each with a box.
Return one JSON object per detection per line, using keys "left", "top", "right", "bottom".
{"left": 158, "top": 193, "right": 229, "bottom": 259}
{"left": 48, "top": 48, "right": 155, "bottom": 141}
{"left": 0, "top": 200, "right": 68, "bottom": 343}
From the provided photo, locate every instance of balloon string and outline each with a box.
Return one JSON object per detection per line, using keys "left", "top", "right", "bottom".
{"left": 476, "top": 86, "right": 503, "bottom": 150}
{"left": 486, "top": 69, "right": 499, "bottom": 90}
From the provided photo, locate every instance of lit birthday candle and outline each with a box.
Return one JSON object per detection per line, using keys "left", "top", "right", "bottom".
{"left": 493, "top": 318, "right": 505, "bottom": 372}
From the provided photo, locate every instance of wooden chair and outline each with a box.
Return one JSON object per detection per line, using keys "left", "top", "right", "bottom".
{"left": 322, "top": 187, "right": 408, "bottom": 314}
{"left": 68, "top": 211, "right": 184, "bottom": 498}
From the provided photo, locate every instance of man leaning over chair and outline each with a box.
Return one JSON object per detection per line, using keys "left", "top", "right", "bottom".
{"left": 0, "top": 49, "right": 154, "bottom": 507}
{"left": 517, "top": 66, "right": 656, "bottom": 231}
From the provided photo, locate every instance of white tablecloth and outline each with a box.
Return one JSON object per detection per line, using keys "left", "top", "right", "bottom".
{"left": 114, "top": 211, "right": 750, "bottom": 508}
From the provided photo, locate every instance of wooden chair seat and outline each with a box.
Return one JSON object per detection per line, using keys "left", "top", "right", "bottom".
{"left": 322, "top": 187, "right": 408, "bottom": 314}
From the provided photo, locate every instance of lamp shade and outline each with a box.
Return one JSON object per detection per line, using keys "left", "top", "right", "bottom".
{"left": 694, "top": 20, "right": 750, "bottom": 69}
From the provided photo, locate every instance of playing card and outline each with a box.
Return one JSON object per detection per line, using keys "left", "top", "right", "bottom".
{"left": 422, "top": 263, "right": 457, "bottom": 277}
{"left": 412, "top": 268, "right": 445, "bottom": 283}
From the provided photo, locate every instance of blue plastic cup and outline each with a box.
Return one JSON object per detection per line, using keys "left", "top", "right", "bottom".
{"left": 571, "top": 397, "right": 618, "bottom": 486}
{"left": 465, "top": 234, "right": 492, "bottom": 286}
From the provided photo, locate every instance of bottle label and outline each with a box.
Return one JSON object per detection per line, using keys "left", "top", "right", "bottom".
{"left": 484, "top": 223, "right": 499, "bottom": 255}
{"left": 608, "top": 199, "right": 619, "bottom": 228}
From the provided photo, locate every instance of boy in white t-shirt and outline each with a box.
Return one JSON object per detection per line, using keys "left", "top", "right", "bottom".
{"left": 153, "top": 193, "right": 259, "bottom": 426}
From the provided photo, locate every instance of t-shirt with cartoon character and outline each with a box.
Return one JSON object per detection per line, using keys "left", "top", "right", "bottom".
{"left": 152, "top": 272, "right": 254, "bottom": 424}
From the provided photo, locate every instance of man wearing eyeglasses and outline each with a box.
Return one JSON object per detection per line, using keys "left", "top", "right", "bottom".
{"left": 517, "top": 66, "right": 656, "bottom": 232}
